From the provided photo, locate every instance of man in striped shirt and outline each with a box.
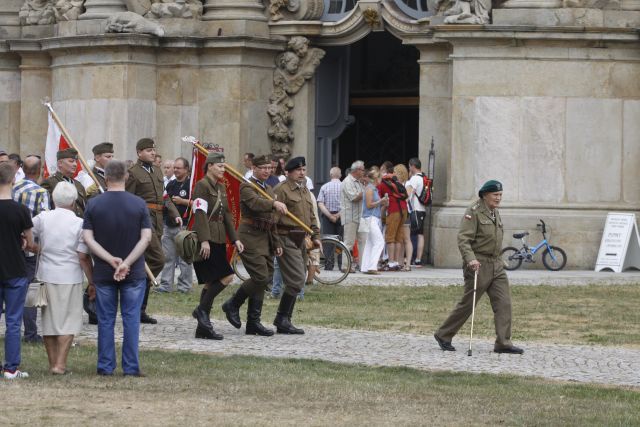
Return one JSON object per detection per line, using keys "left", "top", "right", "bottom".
{"left": 12, "top": 155, "right": 49, "bottom": 343}
{"left": 317, "top": 167, "right": 342, "bottom": 270}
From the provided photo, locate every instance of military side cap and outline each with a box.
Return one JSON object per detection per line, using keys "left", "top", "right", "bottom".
{"left": 206, "top": 152, "right": 225, "bottom": 164}
{"left": 478, "top": 180, "right": 503, "bottom": 197}
{"left": 136, "top": 138, "right": 155, "bottom": 151}
{"left": 92, "top": 142, "right": 114, "bottom": 155}
{"left": 285, "top": 156, "right": 305, "bottom": 172}
{"left": 253, "top": 155, "right": 271, "bottom": 167}
{"left": 57, "top": 148, "right": 78, "bottom": 160}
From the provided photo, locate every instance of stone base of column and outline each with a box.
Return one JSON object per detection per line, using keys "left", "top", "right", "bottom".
{"left": 203, "top": 1, "right": 267, "bottom": 22}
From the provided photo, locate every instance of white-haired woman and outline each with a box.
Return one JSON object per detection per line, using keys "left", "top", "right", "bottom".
{"left": 31, "top": 181, "right": 93, "bottom": 375}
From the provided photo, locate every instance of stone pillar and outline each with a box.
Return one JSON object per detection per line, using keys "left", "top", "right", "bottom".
{"left": 80, "top": 0, "right": 127, "bottom": 20}
{"left": 203, "top": 0, "right": 267, "bottom": 21}
{"left": 0, "top": 0, "right": 22, "bottom": 39}
{"left": 18, "top": 52, "right": 51, "bottom": 157}
{"left": 0, "top": 53, "right": 21, "bottom": 154}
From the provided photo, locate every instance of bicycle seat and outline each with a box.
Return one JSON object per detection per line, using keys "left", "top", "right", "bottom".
{"left": 513, "top": 232, "right": 529, "bottom": 239}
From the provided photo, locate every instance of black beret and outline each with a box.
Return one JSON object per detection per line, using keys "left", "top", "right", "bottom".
{"left": 285, "top": 156, "right": 305, "bottom": 172}
{"left": 57, "top": 148, "right": 78, "bottom": 160}
{"left": 92, "top": 142, "right": 114, "bottom": 155}
{"left": 478, "top": 180, "right": 503, "bottom": 197}
{"left": 136, "top": 138, "right": 155, "bottom": 151}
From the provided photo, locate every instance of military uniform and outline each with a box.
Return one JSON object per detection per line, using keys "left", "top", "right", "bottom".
{"left": 272, "top": 156, "right": 320, "bottom": 334}
{"left": 86, "top": 166, "right": 107, "bottom": 199}
{"left": 41, "top": 172, "right": 87, "bottom": 217}
{"left": 221, "top": 155, "right": 280, "bottom": 336}
{"left": 435, "top": 180, "right": 521, "bottom": 353}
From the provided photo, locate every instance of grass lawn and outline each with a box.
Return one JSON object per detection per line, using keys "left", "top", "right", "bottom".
{"left": 148, "top": 284, "right": 640, "bottom": 347}
{"left": 1, "top": 342, "right": 638, "bottom": 426}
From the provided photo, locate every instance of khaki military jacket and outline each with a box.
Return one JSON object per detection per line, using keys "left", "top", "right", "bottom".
{"left": 238, "top": 177, "right": 279, "bottom": 256}
{"left": 458, "top": 198, "right": 504, "bottom": 264}
{"left": 41, "top": 172, "right": 87, "bottom": 218}
{"left": 273, "top": 178, "right": 320, "bottom": 240}
{"left": 86, "top": 166, "right": 107, "bottom": 199}
{"left": 192, "top": 175, "right": 238, "bottom": 245}
{"left": 126, "top": 160, "right": 179, "bottom": 232}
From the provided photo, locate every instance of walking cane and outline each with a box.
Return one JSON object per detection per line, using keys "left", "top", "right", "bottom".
{"left": 468, "top": 269, "right": 479, "bottom": 357}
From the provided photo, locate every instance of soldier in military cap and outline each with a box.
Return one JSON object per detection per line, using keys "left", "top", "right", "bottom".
{"left": 191, "top": 152, "right": 244, "bottom": 340}
{"left": 41, "top": 148, "right": 87, "bottom": 217}
{"left": 221, "top": 155, "right": 288, "bottom": 336}
{"left": 434, "top": 180, "right": 524, "bottom": 354}
{"left": 126, "top": 138, "right": 181, "bottom": 324}
{"left": 271, "top": 156, "right": 321, "bottom": 334}
{"left": 86, "top": 142, "right": 114, "bottom": 198}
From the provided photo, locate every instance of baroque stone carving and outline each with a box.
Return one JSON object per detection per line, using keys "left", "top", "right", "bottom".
{"left": 436, "top": 0, "right": 491, "bottom": 23}
{"left": 268, "top": 0, "right": 323, "bottom": 21}
{"left": 54, "top": 0, "right": 85, "bottom": 21}
{"left": 268, "top": 36, "right": 325, "bottom": 159}
{"left": 105, "top": 11, "right": 165, "bottom": 35}
{"left": 124, "top": 0, "right": 202, "bottom": 19}
{"left": 19, "top": 0, "right": 56, "bottom": 25}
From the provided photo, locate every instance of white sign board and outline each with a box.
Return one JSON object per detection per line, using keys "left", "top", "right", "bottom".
{"left": 595, "top": 213, "right": 640, "bottom": 273}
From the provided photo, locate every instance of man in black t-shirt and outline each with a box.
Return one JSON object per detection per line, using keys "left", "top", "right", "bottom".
{"left": 0, "top": 162, "right": 34, "bottom": 379}
{"left": 158, "top": 157, "right": 193, "bottom": 293}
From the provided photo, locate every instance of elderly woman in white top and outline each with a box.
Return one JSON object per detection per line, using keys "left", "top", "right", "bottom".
{"left": 31, "top": 182, "right": 93, "bottom": 375}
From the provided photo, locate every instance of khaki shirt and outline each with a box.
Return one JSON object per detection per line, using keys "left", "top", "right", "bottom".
{"left": 192, "top": 175, "right": 238, "bottom": 245}
{"left": 238, "top": 177, "right": 279, "bottom": 256}
{"left": 458, "top": 198, "right": 504, "bottom": 264}
{"left": 41, "top": 172, "right": 87, "bottom": 218}
{"left": 274, "top": 178, "right": 320, "bottom": 240}
{"left": 86, "top": 167, "right": 107, "bottom": 199}
{"left": 126, "top": 160, "right": 179, "bottom": 232}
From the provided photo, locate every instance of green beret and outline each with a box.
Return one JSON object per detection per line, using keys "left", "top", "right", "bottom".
{"left": 92, "top": 142, "right": 114, "bottom": 155}
{"left": 285, "top": 156, "right": 305, "bottom": 172}
{"left": 206, "top": 152, "right": 225, "bottom": 164}
{"left": 253, "top": 155, "right": 271, "bottom": 167}
{"left": 479, "top": 180, "right": 503, "bottom": 197}
{"left": 57, "top": 148, "right": 78, "bottom": 161}
{"left": 136, "top": 138, "right": 155, "bottom": 151}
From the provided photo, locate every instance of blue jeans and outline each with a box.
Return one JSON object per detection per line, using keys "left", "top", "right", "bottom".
{"left": 0, "top": 277, "right": 28, "bottom": 372}
{"left": 95, "top": 278, "right": 146, "bottom": 375}
{"left": 270, "top": 257, "right": 283, "bottom": 297}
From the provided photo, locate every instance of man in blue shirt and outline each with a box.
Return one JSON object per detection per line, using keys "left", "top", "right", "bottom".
{"left": 83, "top": 160, "right": 152, "bottom": 376}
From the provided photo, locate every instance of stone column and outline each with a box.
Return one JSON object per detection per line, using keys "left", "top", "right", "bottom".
{"left": 0, "top": 0, "right": 22, "bottom": 39}
{"left": 18, "top": 52, "right": 52, "bottom": 157}
{"left": 80, "top": 0, "right": 127, "bottom": 20}
{"left": 203, "top": 0, "right": 267, "bottom": 21}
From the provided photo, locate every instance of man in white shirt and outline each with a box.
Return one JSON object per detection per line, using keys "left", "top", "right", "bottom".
{"left": 243, "top": 152, "right": 255, "bottom": 179}
{"left": 162, "top": 160, "right": 174, "bottom": 189}
{"left": 406, "top": 157, "right": 427, "bottom": 266}
{"left": 340, "top": 160, "right": 366, "bottom": 272}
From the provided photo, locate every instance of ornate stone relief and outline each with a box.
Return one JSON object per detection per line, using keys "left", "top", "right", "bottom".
{"left": 268, "top": 0, "right": 324, "bottom": 22}
{"left": 19, "top": 0, "right": 57, "bottom": 25}
{"left": 54, "top": 0, "right": 85, "bottom": 21}
{"left": 105, "top": 11, "right": 165, "bottom": 35}
{"left": 268, "top": 36, "right": 325, "bottom": 159}
{"left": 436, "top": 0, "right": 491, "bottom": 24}
{"left": 124, "top": 0, "right": 202, "bottom": 19}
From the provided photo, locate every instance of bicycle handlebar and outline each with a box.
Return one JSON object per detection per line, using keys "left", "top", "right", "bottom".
{"left": 538, "top": 219, "right": 547, "bottom": 236}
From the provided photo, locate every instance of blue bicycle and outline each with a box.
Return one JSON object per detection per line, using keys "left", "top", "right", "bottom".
{"left": 501, "top": 220, "right": 567, "bottom": 271}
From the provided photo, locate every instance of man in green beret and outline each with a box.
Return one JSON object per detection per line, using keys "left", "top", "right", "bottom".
{"left": 86, "top": 142, "right": 114, "bottom": 198}
{"left": 41, "top": 148, "right": 87, "bottom": 217}
{"left": 126, "top": 138, "right": 181, "bottom": 324}
{"left": 434, "top": 179, "right": 524, "bottom": 354}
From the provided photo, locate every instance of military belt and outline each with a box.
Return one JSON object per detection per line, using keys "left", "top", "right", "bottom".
{"left": 475, "top": 254, "right": 500, "bottom": 261}
{"left": 146, "top": 203, "right": 163, "bottom": 211}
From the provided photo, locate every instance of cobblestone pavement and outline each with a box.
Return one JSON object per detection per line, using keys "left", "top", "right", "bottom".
{"left": 75, "top": 315, "right": 640, "bottom": 389}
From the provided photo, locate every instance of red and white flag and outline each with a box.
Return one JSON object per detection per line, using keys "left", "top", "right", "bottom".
{"left": 43, "top": 111, "right": 87, "bottom": 184}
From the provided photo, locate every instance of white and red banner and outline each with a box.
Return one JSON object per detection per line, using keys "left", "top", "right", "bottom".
{"left": 44, "top": 111, "right": 91, "bottom": 186}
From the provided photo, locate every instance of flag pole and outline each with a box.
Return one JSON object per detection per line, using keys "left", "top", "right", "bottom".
{"left": 182, "top": 136, "right": 314, "bottom": 235}
{"left": 43, "top": 101, "right": 158, "bottom": 286}
{"left": 43, "top": 102, "right": 105, "bottom": 193}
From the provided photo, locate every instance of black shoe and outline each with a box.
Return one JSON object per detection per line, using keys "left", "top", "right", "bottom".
{"left": 245, "top": 297, "right": 274, "bottom": 336}
{"left": 434, "top": 334, "right": 456, "bottom": 351}
{"left": 140, "top": 312, "right": 157, "bottom": 324}
{"left": 192, "top": 307, "right": 213, "bottom": 331}
{"left": 88, "top": 314, "right": 98, "bottom": 325}
{"left": 246, "top": 322, "right": 275, "bottom": 336}
{"left": 221, "top": 288, "right": 249, "bottom": 329}
{"left": 494, "top": 346, "right": 524, "bottom": 354}
{"left": 195, "top": 325, "right": 223, "bottom": 340}
{"left": 274, "top": 294, "right": 304, "bottom": 334}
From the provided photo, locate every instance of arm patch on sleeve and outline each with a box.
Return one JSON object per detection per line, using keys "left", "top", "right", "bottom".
{"left": 193, "top": 198, "right": 208, "bottom": 213}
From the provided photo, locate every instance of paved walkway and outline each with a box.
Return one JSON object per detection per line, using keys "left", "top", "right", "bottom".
{"left": 76, "top": 315, "right": 640, "bottom": 389}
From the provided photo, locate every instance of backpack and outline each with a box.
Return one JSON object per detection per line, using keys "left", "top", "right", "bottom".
{"left": 174, "top": 230, "right": 202, "bottom": 264}
{"left": 382, "top": 175, "right": 408, "bottom": 201}
{"left": 416, "top": 173, "right": 433, "bottom": 206}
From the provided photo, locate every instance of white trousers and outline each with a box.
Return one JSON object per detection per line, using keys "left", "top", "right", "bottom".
{"left": 360, "top": 217, "right": 385, "bottom": 272}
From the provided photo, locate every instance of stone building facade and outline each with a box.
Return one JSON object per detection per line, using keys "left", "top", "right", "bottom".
{"left": 1, "top": 0, "right": 638, "bottom": 268}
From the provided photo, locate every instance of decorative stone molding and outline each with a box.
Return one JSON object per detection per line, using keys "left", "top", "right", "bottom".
{"left": 436, "top": 0, "right": 491, "bottom": 24}
{"left": 268, "top": 36, "right": 325, "bottom": 158}
{"left": 19, "top": 0, "right": 56, "bottom": 25}
{"left": 105, "top": 10, "right": 165, "bottom": 35}
{"left": 268, "top": 0, "right": 323, "bottom": 22}
{"left": 203, "top": 0, "right": 266, "bottom": 21}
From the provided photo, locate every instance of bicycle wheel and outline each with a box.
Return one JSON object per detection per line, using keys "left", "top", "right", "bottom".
{"left": 231, "top": 249, "right": 249, "bottom": 281}
{"left": 315, "top": 237, "right": 352, "bottom": 285}
{"left": 542, "top": 246, "right": 567, "bottom": 271}
{"left": 500, "top": 247, "right": 523, "bottom": 271}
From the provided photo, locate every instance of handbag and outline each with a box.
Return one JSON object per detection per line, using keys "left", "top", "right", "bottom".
{"left": 358, "top": 216, "right": 370, "bottom": 233}
{"left": 24, "top": 249, "right": 48, "bottom": 308}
